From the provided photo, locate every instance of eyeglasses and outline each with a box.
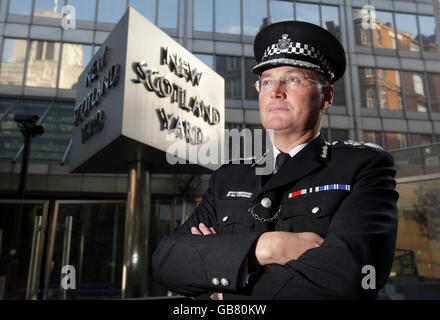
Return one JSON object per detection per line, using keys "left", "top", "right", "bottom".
{"left": 254, "top": 75, "right": 326, "bottom": 93}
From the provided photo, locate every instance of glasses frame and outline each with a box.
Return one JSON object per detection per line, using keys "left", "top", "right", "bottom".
{"left": 254, "top": 75, "right": 328, "bottom": 93}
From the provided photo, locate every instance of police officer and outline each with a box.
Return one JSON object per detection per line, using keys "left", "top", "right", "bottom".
{"left": 152, "top": 21, "right": 398, "bottom": 299}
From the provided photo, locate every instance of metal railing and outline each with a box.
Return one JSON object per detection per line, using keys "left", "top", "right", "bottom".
{"left": 389, "top": 142, "right": 440, "bottom": 179}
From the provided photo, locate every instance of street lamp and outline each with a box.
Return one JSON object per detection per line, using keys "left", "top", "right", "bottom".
{"left": 14, "top": 114, "right": 44, "bottom": 198}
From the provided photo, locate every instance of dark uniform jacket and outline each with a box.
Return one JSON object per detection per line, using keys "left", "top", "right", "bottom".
{"left": 152, "top": 135, "right": 399, "bottom": 299}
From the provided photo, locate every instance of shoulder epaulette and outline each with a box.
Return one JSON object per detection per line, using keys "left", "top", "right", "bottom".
{"left": 331, "top": 140, "right": 384, "bottom": 151}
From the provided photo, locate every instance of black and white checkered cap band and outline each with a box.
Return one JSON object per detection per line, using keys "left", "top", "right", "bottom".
{"left": 255, "top": 41, "right": 334, "bottom": 80}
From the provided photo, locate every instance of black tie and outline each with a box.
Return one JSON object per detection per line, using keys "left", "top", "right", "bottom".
{"left": 275, "top": 152, "right": 291, "bottom": 173}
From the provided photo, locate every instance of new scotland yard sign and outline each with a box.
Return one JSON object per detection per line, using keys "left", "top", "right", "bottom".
{"left": 70, "top": 7, "right": 225, "bottom": 174}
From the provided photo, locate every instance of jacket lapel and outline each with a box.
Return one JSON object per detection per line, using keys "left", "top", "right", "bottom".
{"left": 254, "top": 135, "right": 329, "bottom": 197}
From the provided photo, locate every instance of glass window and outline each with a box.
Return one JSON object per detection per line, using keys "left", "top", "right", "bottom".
{"left": 158, "top": 0, "right": 178, "bottom": 29}
{"left": 34, "top": 0, "right": 62, "bottom": 18}
{"left": 8, "top": 0, "right": 32, "bottom": 15}
{"left": 359, "top": 67, "right": 377, "bottom": 109}
{"left": 410, "top": 133, "right": 432, "bottom": 147}
{"left": 216, "top": 56, "right": 241, "bottom": 100}
{"left": 330, "top": 129, "right": 348, "bottom": 142}
{"left": 194, "top": 54, "right": 213, "bottom": 69}
{"left": 353, "top": 8, "right": 372, "bottom": 47}
{"left": 67, "top": 0, "right": 96, "bottom": 22}
{"left": 333, "top": 78, "right": 345, "bottom": 106}
{"left": 363, "top": 131, "right": 383, "bottom": 146}
{"left": 419, "top": 15, "right": 438, "bottom": 54}
{"left": 0, "top": 100, "right": 50, "bottom": 160}
{"left": 0, "top": 38, "right": 28, "bottom": 86}
{"left": 427, "top": 73, "right": 440, "bottom": 113}
{"left": 130, "top": 0, "right": 156, "bottom": 23}
{"left": 395, "top": 180, "right": 440, "bottom": 289}
{"left": 296, "top": 3, "right": 319, "bottom": 26}
{"left": 58, "top": 43, "right": 93, "bottom": 90}
{"left": 395, "top": 13, "right": 420, "bottom": 52}
{"left": 215, "top": 0, "right": 240, "bottom": 34}
{"left": 194, "top": 0, "right": 212, "bottom": 32}
{"left": 97, "top": 0, "right": 126, "bottom": 23}
{"left": 320, "top": 128, "right": 328, "bottom": 141}
{"left": 270, "top": 0, "right": 293, "bottom": 23}
{"left": 377, "top": 69, "right": 402, "bottom": 110}
{"left": 245, "top": 58, "right": 258, "bottom": 101}
{"left": 402, "top": 71, "right": 427, "bottom": 112}
{"left": 243, "top": 0, "right": 267, "bottom": 36}
{"left": 385, "top": 132, "right": 407, "bottom": 150}
{"left": 373, "top": 11, "right": 396, "bottom": 50}
{"left": 25, "top": 40, "right": 61, "bottom": 88}
{"left": 321, "top": 5, "right": 340, "bottom": 40}
{"left": 33, "top": 102, "right": 74, "bottom": 161}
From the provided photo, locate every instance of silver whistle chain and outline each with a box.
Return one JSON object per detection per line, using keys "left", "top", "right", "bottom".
{"left": 248, "top": 205, "right": 282, "bottom": 223}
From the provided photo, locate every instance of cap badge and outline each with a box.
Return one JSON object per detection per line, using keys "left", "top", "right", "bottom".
{"left": 276, "top": 34, "right": 291, "bottom": 51}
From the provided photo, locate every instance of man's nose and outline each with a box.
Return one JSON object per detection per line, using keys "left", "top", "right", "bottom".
{"left": 270, "top": 80, "right": 286, "bottom": 98}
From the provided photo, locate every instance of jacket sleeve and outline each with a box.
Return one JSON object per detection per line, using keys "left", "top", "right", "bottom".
{"left": 152, "top": 169, "right": 263, "bottom": 297}
{"left": 223, "top": 150, "right": 399, "bottom": 300}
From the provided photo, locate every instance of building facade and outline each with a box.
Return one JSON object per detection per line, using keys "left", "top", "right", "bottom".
{"left": 0, "top": 0, "right": 439, "bottom": 299}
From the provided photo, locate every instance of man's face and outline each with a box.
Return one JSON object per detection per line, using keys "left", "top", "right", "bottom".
{"left": 258, "top": 66, "right": 332, "bottom": 136}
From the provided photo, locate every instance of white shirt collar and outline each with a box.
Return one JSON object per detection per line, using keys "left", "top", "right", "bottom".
{"left": 272, "top": 132, "right": 320, "bottom": 170}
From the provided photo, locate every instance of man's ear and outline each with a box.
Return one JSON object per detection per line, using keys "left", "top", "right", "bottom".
{"left": 321, "top": 85, "right": 334, "bottom": 111}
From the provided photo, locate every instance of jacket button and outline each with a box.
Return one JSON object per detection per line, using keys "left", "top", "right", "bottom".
{"left": 261, "top": 197, "right": 272, "bottom": 208}
{"left": 212, "top": 277, "right": 220, "bottom": 286}
{"left": 312, "top": 207, "right": 320, "bottom": 214}
{"left": 222, "top": 216, "right": 229, "bottom": 222}
{"left": 220, "top": 278, "right": 230, "bottom": 287}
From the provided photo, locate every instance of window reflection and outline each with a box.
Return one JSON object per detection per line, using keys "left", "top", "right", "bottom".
{"left": 402, "top": 71, "right": 427, "bottom": 112}
{"left": 67, "top": 0, "right": 96, "bottom": 22}
{"left": 321, "top": 5, "right": 340, "bottom": 40}
{"left": 419, "top": 15, "right": 438, "bottom": 53}
{"left": 0, "top": 100, "right": 50, "bottom": 159}
{"left": 158, "top": 0, "right": 178, "bottom": 29}
{"left": 130, "top": 0, "right": 156, "bottom": 23}
{"left": 333, "top": 78, "right": 345, "bottom": 106}
{"left": 377, "top": 69, "right": 402, "bottom": 110}
{"left": 194, "top": 0, "right": 212, "bottom": 32}
{"left": 363, "top": 131, "right": 383, "bottom": 146}
{"left": 395, "top": 13, "right": 420, "bottom": 52}
{"left": 8, "top": 0, "right": 33, "bottom": 15}
{"left": 97, "top": 0, "right": 126, "bottom": 23}
{"left": 0, "top": 38, "right": 27, "bottom": 86}
{"left": 194, "top": 54, "right": 213, "bottom": 69}
{"left": 395, "top": 179, "right": 440, "bottom": 285}
{"left": 373, "top": 11, "right": 396, "bottom": 50}
{"left": 25, "top": 40, "right": 60, "bottom": 88}
{"left": 385, "top": 132, "right": 407, "bottom": 150}
{"left": 359, "top": 67, "right": 377, "bottom": 109}
{"left": 245, "top": 58, "right": 258, "bottom": 101}
{"left": 410, "top": 133, "right": 432, "bottom": 147}
{"left": 270, "top": 0, "right": 293, "bottom": 23}
{"left": 216, "top": 0, "right": 240, "bottom": 34}
{"left": 243, "top": 0, "right": 267, "bottom": 36}
{"left": 353, "top": 8, "right": 372, "bottom": 47}
{"left": 216, "top": 56, "right": 241, "bottom": 100}
{"left": 34, "top": 0, "right": 62, "bottom": 18}
{"left": 330, "top": 129, "right": 348, "bottom": 142}
{"left": 34, "top": 102, "right": 74, "bottom": 161}
{"left": 427, "top": 73, "right": 440, "bottom": 113}
{"left": 296, "top": 3, "right": 319, "bottom": 26}
{"left": 59, "top": 43, "right": 93, "bottom": 89}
